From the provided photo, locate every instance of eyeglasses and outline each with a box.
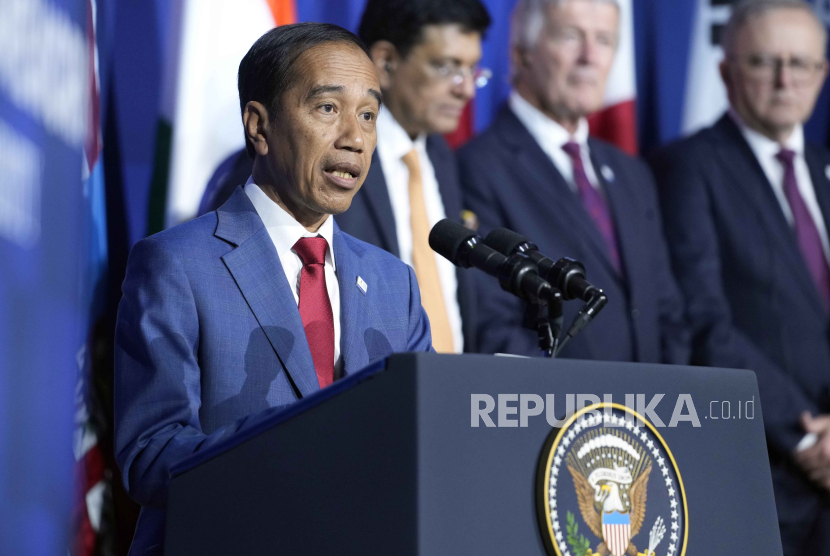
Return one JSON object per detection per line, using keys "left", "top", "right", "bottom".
{"left": 429, "top": 61, "right": 493, "bottom": 88}
{"left": 734, "top": 54, "right": 825, "bottom": 83}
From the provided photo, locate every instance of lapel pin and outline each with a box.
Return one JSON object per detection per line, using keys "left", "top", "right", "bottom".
{"left": 356, "top": 276, "right": 368, "bottom": 295}
{"left": 601, "top": 164, "right": 615, "bottom": 182}
{"left": 460, "top": 209, "right": 479, "bottom": 231}
{"left": 825, "top": 165, "right": 830, "bottom": 181}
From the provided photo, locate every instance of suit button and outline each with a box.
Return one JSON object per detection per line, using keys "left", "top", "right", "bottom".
{"left": 630, "top": 309, "right": 640, "bottom": 320}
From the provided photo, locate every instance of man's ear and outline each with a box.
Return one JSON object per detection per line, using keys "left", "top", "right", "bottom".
{"left": 242, "top": 101, "right": 270, "bottom": 157}
{"left": 511, "top": 44, "right": 531, "bottom": 71}
{"left": 370, "top": 40, "right": 399, "bottom": 89}
{"left": 718, "top": 59, "right": 731, "bottom": 91}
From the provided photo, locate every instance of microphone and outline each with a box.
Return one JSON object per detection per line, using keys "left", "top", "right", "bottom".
{"left": 484, "top": 228, "right": 597, "bottom": 301}
{"left": 428, "top": 219, "right": 555, "bottom": 303}
{"left": 483, "top": 227, "right": 608, "bottom": 356}
{"left": 429, "top": 219, "right": 564, "bottom": 356}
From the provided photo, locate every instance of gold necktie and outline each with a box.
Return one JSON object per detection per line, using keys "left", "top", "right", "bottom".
{"left": 402, "top": 148, "right": 455, "bottom": 353}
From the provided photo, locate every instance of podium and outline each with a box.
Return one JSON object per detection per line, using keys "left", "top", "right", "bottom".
{"left": 165, "top": 353, "right": 782, "bottom": 555}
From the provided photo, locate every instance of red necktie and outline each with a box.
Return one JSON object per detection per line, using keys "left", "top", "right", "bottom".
{"left": 293, "top": 237, "right": 335, "bottom": 388}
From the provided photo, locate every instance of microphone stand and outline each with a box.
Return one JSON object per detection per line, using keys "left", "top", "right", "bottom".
{"left": 552, "top": 288, "right": 608, "bottom": 357}
{"left": 522, "top": 289, "right": 563, "bottom": 357}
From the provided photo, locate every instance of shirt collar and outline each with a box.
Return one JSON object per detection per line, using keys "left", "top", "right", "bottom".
{"left": 729, "top": 108, "right": 804, "bottom": 158}
{"left": 509, "top": 90, "right": 590, "bottom": 147}
{"left": 377, "top": 107, "right": 427, "bottom": 159}
{"left": 244, "top": 177, "right": 336, "bottom": 271}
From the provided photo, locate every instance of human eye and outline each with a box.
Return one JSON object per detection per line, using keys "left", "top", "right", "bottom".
{"left": 319, "top": 103, "right": 336, "bottom": 114}
{"left": 360, "top": 110, "right": 376, "bottom": 122}
{"left": 556, "top": 27, "right": 581, "bottom": 42}
{"left": 746, "top": 54, "right": 772, "bottom": 69}
{"left": 596, "top": 32, "right": 616, "bottom": 48}
{"left": 432, "top": 60, "right": 458, "bottom": 77}
{"left": 789, "top": 57, "right": 811, "bottom": 71}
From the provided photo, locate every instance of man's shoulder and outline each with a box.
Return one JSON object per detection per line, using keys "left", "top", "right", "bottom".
{"left": 805, "top": 139, "right": 830, "bottom": 166}
{"left": 130, "top": 212, "right": 224, "bottom": 260}
{"left": 587, "top": 137, "right": 656, "bottom": 187}
{"left": 460, "top": 115, "right": 512, "bottom": 158}
{"left": 651, "top": 118, "right": 729, "bottom": 164}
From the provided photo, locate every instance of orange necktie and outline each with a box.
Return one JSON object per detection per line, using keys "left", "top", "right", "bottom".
{"left": 402, "top": 148, "right": 455, "bottom": 353}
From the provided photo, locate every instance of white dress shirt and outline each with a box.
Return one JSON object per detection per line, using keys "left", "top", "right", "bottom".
{"left": 508, "top": 90, "right": 601, "bottom": 191}
{"left": 730, "top": 110, "right": 830, "bottom": 263}
{"left": 375, "top": 108, "right": 464, "bottom": 353}
{"left": 244, "top": 179, "right": 342, "bottom": 374}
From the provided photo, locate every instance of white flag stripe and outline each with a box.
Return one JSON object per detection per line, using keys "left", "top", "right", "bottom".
{"left": 166, "top": 0, "right": 276, "bottom": 227}
{"left": 603, "top": 0, "right": 636, "bottom": 106}
{"left": 682, "top": 0, "right": 730, "bottom": 135}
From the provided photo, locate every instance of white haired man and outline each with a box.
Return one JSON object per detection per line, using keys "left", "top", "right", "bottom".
{"left": 458, "top": 0, "right": 689, "bottom": 365}
{"left": 650, "top": 1, "right": 830, "bottom": 551}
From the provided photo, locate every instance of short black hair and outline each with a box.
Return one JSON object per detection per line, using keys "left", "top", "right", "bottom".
{"left": 238, "top": 22, "right": 371, "bottom": 159}
{"left": 358, "top": 0, "right": 491, "bottom": 59}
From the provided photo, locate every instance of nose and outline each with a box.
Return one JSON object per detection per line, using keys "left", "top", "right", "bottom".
{"left": 577, "top": 38, "right": 594, "bottom": 65}
{"left": 774, "top": 60, "right": 794, "bottom": 89}
{"left": 451, "top": 72, "right": 476, "bottom": 101}
{"left": 333, "top": 113, "right": 365, "bottom": 153}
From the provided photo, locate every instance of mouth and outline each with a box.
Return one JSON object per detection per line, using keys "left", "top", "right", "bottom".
{"left": 323, "top": 161, "right": 362, "bottom": 189}
{"left": 439, "top": 104, "right": 466, "bottom": 117}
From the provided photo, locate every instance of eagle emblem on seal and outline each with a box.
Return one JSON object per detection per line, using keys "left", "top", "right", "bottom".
{"left": 537, "top": 404, "right": 686, "bottom": 556}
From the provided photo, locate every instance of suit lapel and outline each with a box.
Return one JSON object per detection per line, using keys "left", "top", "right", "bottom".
{"left": 357, "top": 152, "right": 399, "bottom": 256}
{"left": 215, "top": 188, "right": 320, "bottom": 398}
{"left": 713, "top": 116, "right": 824, "bottom": 314}
{"left": 427, "top": 136, "right": 462, "bottom": 221}
{"left": 589, "top": 141, "right": 636, "bottom": 284}
{"left": 499, "top": 108, "right": 621, "bottom": 279}
{"left": 805, "top": 144, "right": 830, "bottom": 236}
{"left": 333, "top": 223, "right": 381, "bottom": 375}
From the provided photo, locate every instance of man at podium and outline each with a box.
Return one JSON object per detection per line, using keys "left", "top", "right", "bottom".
{"left": 113, "top": 24, "right": 432, "bottom": 554}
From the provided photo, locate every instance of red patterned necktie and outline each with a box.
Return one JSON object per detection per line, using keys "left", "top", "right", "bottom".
{"left": 775, "top": 148, "right": 830, "bottom": 309}
{"left": 293, "top": 237, "right": 335, "bottom": 388}
{"left": 562, "top": 141, "right": 623, "bottom": 274}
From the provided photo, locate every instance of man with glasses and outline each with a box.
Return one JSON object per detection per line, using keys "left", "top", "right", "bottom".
{"left": 336, "top": 0, "right": 490, "bottom": 353}
{"left": 202, "top": 0, "right": 490, "bottom": 354}
{"left": 458, "top": 0, "right": 689, "bottom": 364}
{"left": 650, "top": 1, "right": 830, "bottom": 551}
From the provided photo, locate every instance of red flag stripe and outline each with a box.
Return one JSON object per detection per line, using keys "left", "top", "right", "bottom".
{"left": 587, "top": 99, "right": 638, "bottom": 156}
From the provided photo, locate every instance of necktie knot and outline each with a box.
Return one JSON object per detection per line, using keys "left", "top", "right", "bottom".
{"left": 402, "top": 148, "right": 421, "bottom": 178}
{"left": 562, "top": 141, "right": 581, "bottom": 161}
{"left": 776, "top": 148, "right": 796, "bottom": 167}
{"left": 293, "top": 236, "right": 328, "bottom": 266}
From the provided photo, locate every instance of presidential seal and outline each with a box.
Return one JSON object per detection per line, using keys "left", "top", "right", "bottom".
{"left": 537, "top": 403, "right": 687, "bottom": 556}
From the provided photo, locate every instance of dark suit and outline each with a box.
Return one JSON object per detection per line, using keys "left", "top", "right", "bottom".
{"left": 650, "top": 114, "right": 830, "bottom": 553}
{"left": 457, "top": 105, "right": 688, "bottom": 363}
{"left": 202, "top": 137, "right": 478, "bottom": 351}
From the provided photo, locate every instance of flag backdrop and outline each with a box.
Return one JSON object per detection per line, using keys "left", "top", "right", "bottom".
{"left": 0, "top": 0, "right": 89, "bottom": 555}
{"left": 149, "top": 0, "right": 296, "bottom": 232}
{"left": 588, "top": 0, "right": 638, "bottom": 155}
{"left": 71, "top": 0, "right": 115, "bottom": 554}
{"left": 3, "top": 1, "right": 830, "bottom": 554}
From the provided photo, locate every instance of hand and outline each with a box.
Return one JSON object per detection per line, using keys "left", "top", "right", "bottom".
{"left": 794, "top": 413, "right": 830, "bottom": 491}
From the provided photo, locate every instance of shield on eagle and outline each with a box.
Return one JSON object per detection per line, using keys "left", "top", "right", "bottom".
{"left": 602, "top": 511, "right": 631, "bottom": 556}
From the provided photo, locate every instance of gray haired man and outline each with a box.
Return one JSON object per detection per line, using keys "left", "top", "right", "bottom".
{"left": 458, "top": 0, "right": 689, "bottom": 365}
{"left": 650, "top": 2, "right": 830, "bottom": 552}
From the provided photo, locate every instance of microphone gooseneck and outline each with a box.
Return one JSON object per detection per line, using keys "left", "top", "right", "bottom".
{"left": 483, "top": 227, "right": 608, "bottom": 357}
{"left": 429, "top": 220, "right": 563, "bottom": 356}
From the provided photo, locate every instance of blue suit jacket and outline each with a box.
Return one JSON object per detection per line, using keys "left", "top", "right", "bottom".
{"left": 650, "top": 114, "right": 830, "bottom": 550}
{"left": 200, "top": 137, "right": 478, "bottom": 351}
{"left": 114, "top": 187, "right": 431, "bottom": 554}
{"left": 457, "top": 106, "right": 689, "bottom": 363}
